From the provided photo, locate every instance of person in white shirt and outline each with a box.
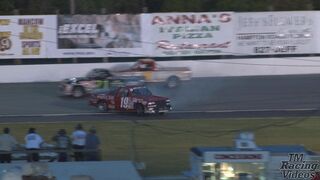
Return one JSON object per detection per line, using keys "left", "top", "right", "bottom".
{"left": 71, "top": 124, "right": 86, "bottom": 161}
{"left": 24, "top": 128, "right": 43, "bottom": 162}
{"left": 0, "top": 127, "right": 18, "bottom": 163}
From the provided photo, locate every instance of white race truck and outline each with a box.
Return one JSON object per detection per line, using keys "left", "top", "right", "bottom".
{"left": 112, "top": 59, "right": 192, "bottom": 88}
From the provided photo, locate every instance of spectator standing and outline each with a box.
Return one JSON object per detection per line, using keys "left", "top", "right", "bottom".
{"left": 25, "top": 128, "right": 43, "bottom": 162}
{"left": 85, "top": 127, "right": 101, "bottom": 161}
{"left": 0, "top": 127, "right": 18, "bottom": 163}
{"left": 71, "top": 124, "right": 86, "bottom": 161}
{"left": 52, "top": 129, "right": 71, "bottom": 162}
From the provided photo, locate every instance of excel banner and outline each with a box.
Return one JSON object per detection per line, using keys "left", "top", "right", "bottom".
{"left": 51, "top": 14, "right": 145, "bottom": 57}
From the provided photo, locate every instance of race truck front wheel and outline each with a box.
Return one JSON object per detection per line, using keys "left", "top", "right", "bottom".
{"left": 166, "top": 76, "right": 180, "bottom": 88}
{"left": 135, "top": 104, "right": 145, "bottom": 116}
{"left": 72, "top": 86, "right": 85, "bottom": 98}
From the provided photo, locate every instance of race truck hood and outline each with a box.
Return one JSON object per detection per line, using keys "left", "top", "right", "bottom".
{"left": 157, "top": 66, "right": 191, "bottom": 71}
{"left": 112, "top": 66, "right": 190, "bottom": 73}
{"left": 140, "top": 95, "right": 168, "bottom": 102}
{"left": 90, "top": 88, "right": 110, "bottom": 95}
{"left": 63, "top": 77, "right": 90, "bottom": 84}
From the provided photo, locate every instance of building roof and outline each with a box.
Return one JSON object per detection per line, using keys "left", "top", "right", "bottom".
{"left": 191, "top": 145, "right": 318, "bottom": 156}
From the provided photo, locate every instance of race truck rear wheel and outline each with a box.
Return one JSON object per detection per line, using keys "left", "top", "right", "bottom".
{"left": 135, "top": 104, "right": 145, "bottom": 116}
{"left": 97, "top": 101, "right": 108, "bottom": 112}
{"left": 72, "top": 86, "right": 85, "bottom": 98}
{"left": 166, "top": 76, "right": 180, "bottom": 88}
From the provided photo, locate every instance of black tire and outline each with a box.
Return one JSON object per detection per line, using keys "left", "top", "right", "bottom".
{"left": 166, "top": 76, "right": 180, "bottom": 88}
{"left": 72, "top": 86, "right": 85, "bottom": 98}
{"left": 135, "top": 104, "right": 145, "bottom": 116}
{"left": 97, "top": 101, "right": 108, "bottom": 112}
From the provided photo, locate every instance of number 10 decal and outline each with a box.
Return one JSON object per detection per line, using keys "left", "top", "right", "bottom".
{"left": 120, "top": 97, "right": 129, "bottom": 108}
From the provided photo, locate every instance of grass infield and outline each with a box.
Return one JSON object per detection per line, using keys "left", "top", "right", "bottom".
{"left": 1, "top": 117, "right": 320, "bottom": 176}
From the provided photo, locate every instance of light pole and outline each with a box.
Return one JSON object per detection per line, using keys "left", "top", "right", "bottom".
{"left": 70, "top": 0, "right": 75, "bottom": 14}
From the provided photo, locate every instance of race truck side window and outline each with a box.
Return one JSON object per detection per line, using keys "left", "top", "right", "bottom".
{"left": 108, "top": 89, "right": 116, "bottom": 95}
{"left": 119, "top": 88, "right": 129, "bottom": 97}
{"left": 132, "top": 87, "right": 152, "bottom": 96}
{"left": 144, "top": 63, "right": 153, "bottom": 71}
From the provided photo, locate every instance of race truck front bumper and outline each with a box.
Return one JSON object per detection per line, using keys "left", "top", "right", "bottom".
{"left": 145, "top": 100, "right": 172, "bottom": 114}
{"left": 59, "top": 83, "right": 73, "bottom": 96}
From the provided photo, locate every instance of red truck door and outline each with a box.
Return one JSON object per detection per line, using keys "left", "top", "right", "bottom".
{"left": 114, "top": 87, "right": 125, "bottom": 111}
{"left": 114, "top": 87, "right": 133, "bottom": 111}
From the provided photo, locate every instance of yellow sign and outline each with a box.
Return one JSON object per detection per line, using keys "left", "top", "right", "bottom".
{"left": 23, "top": 47, "right": 40, "bottom": 55}
{"left": 20, "top": 25, "right": 43, "bottom": 39}
{"left": 22, "top": 41, "right": 41, "bottom": 55}
{"left": 0, "top": 19, "right": 10, "bottom": 25}
{"left": 0, "top": 32, "right": 11, "bottom": 38}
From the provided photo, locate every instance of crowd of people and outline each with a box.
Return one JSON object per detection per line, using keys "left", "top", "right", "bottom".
{"left": 0, "top": 123, "right": 101, "bottom": 163}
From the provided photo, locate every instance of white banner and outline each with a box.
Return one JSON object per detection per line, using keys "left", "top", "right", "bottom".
{"left": 235, "top": 11, "right": 317, "bottom": 55}
{"left": 149, "top": 12, "right": 234, "bottom": 57}
{"left": 0, "top": 15, "right": 56, "bottom": 59}
{"left": 314, "top": 12, "right": 320, "bottom": 54}
{"left": 48, "top": 14, "right": 147, "bottom": 58}
{"left": 204, "top": 151, "right": 270, "bottom": 163}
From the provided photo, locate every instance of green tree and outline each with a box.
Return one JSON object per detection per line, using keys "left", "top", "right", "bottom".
{"left": 0, "top": 0, "right": 15, "bottom": 15}
{"left": 76, "top": 0, "right": 99, "bottom": 14}
{"left": 14, "top": 0, "right": 56, "bottom": 15}
{"left": 3, "top": 0, "right": 319, "bottom": 15}
{"left": 161, "top": 0, "right": 202, "bottom": 12}
{"left": 49, "top": 0, "right": 69, "bottom": 14}
{"left": 99, "top": 0, "right": 143, "bottom": 14}
{"left": 214, "top": 0, "right": 270, "bottom": 12}
{"left": 145, "top": 0, "right": 163, "bottom": 12}
{"left": 214, "top": 0, "right": 314, "bottom": 12}
{"left": 269, "top": 0, "right": 314, "bottom": 10}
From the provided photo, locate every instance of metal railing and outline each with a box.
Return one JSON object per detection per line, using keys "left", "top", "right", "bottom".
{"left": 0, "top": 148, "right": 102, "bottom": 162}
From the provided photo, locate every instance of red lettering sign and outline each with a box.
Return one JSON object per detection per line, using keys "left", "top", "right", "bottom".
{"left": 152, "top": 14, "right": 212, "bottom": 25}
{"left": 215, "top": 154, "right": 263, "bottom": 160}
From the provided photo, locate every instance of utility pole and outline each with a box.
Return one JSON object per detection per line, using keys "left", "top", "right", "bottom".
{"left": 70, "top": 0, "right": 75, "bottom": 14}
{"left": 142, "top": 0, "right": 148, "bottom": 13}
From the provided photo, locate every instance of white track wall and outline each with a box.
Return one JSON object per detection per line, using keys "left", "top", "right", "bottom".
{"left": 1, "top": 57, "right": 320, "bottom": 83}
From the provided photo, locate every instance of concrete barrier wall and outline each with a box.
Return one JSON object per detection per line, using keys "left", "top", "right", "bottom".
{"left": 1, "top": 57, "right": 320, "bottom": 83}
{"left": 0, "top": 161, "right": 142, "bottom": 180}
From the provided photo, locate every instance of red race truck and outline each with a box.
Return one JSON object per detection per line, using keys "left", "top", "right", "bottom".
{"left": 89, "top": 85, "right": 172, "bottom": 115}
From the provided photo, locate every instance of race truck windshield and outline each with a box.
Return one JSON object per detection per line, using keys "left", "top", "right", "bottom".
{"left": 132, "top": 87, "right": 152, "bottom": 96}
{"left": 86, "top": 70, "right": 97, "bottom": 78}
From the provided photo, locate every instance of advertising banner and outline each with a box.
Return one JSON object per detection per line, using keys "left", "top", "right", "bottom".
{"left": 149, "top": 12, "right": 234, "bottom": 57}
{"left": 314, "top": 12, "right": 320, "bottom": 54}
{"left": 235, "top": 11, "right": 317, "bottom": 55}
{"left": 0, "top": 15, "right": 56, "bottom": 59}
{"left": 204, "top": 151, "right": 270, "bottom": 163}
{"left": 52, "top": 14, "right": 145, "bottom": 57}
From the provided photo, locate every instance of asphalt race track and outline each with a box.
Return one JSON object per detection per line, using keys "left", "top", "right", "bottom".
{"left": 1, "top": 74, "right": 320, "bottom": 122}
